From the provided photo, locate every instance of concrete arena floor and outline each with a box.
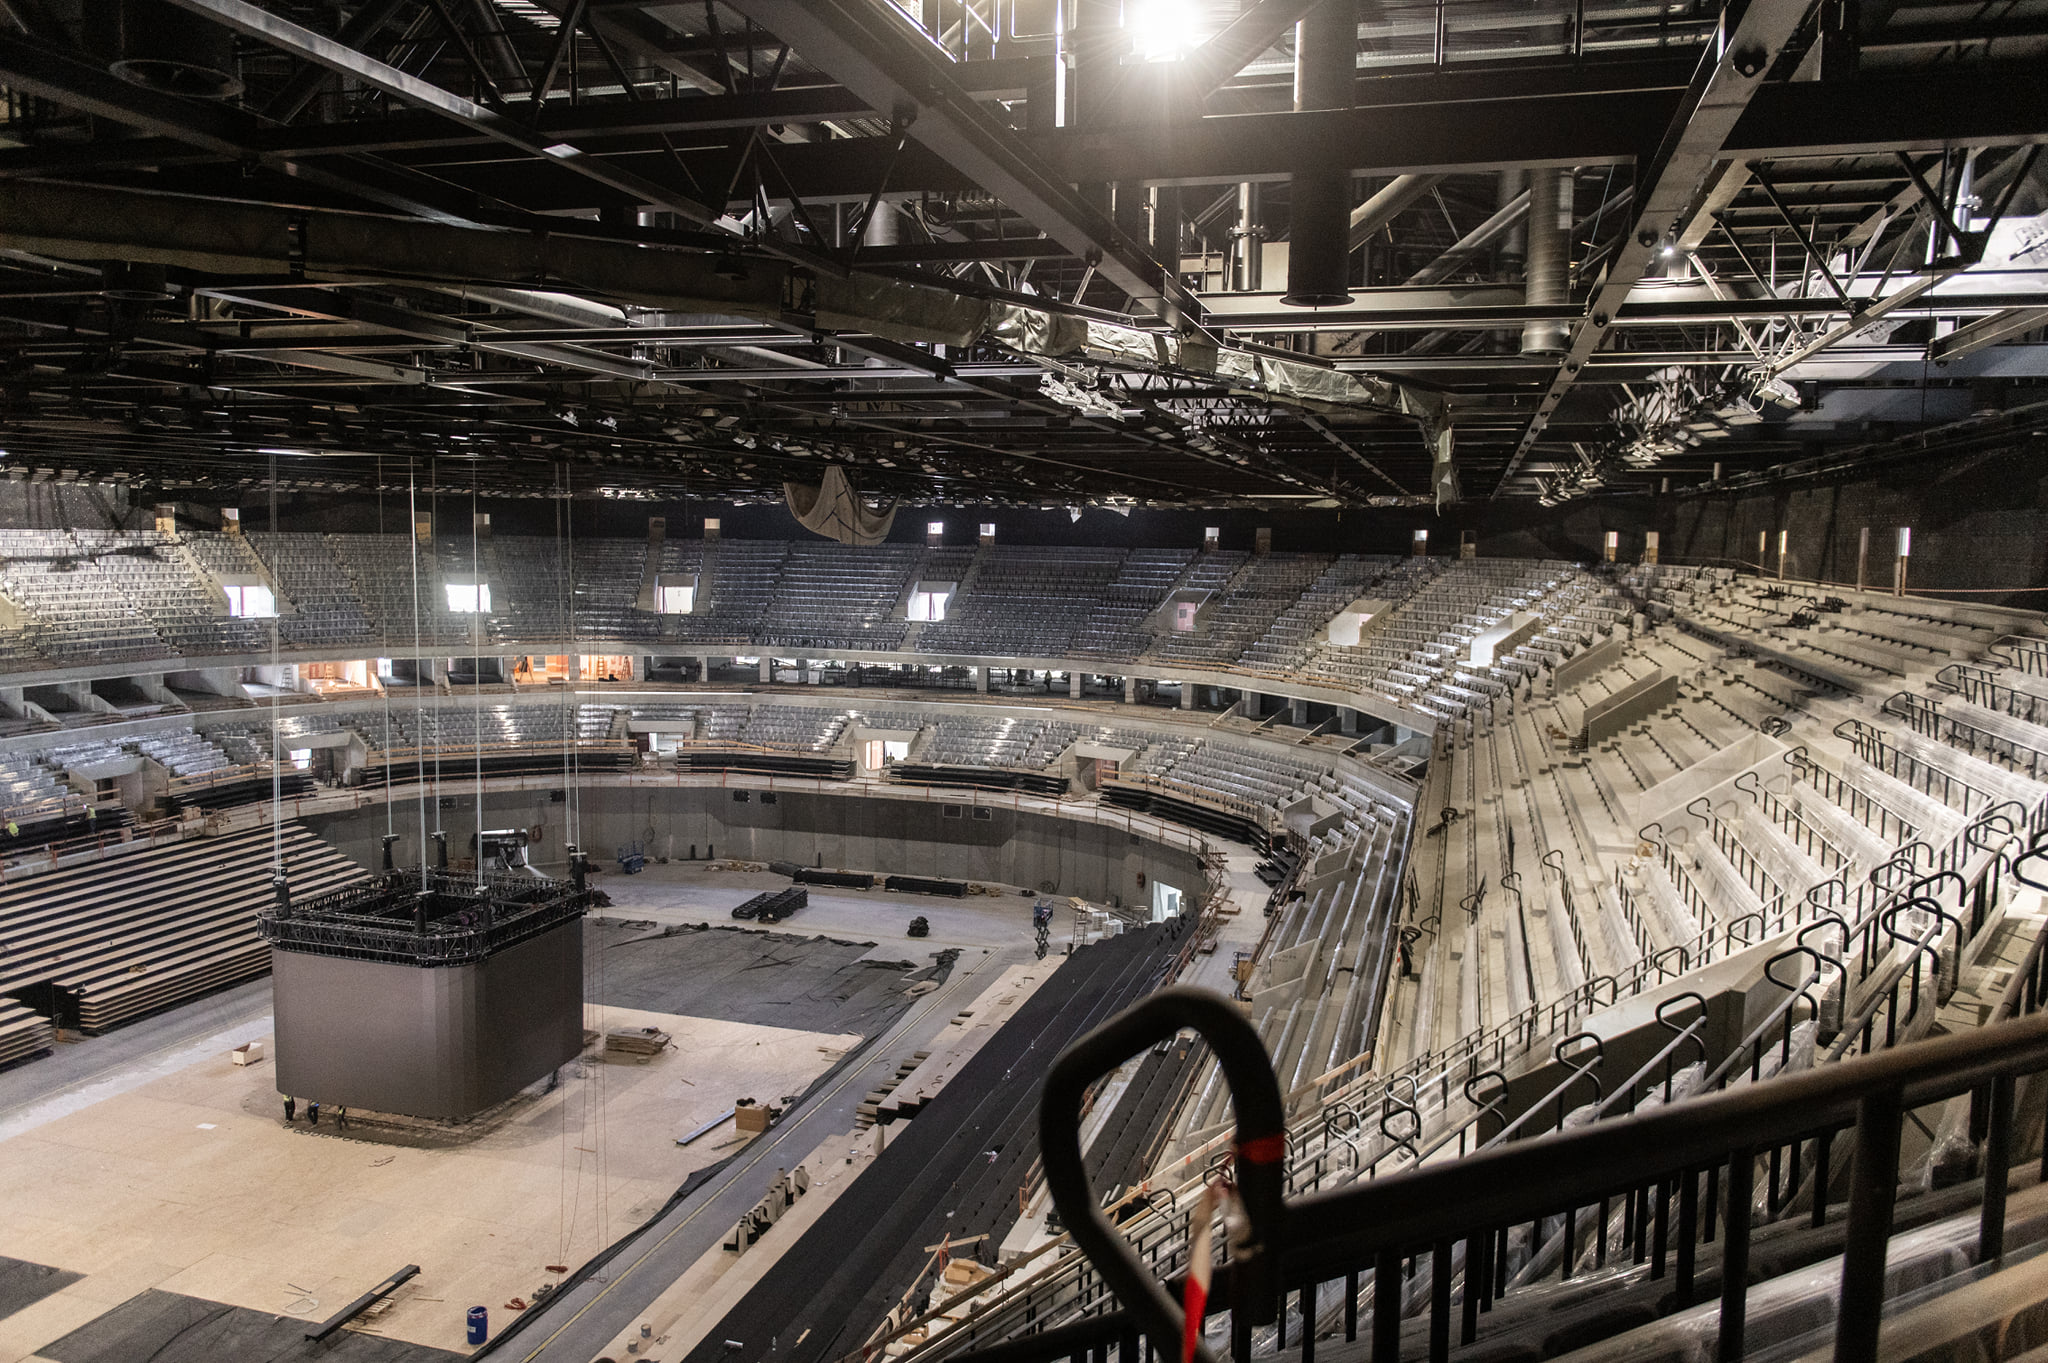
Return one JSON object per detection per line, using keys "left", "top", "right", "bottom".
{"left": 0, "top": 864, "right": 1073, "bottom": 1363}
{"left": 585, "top": 861, "right": 1081, "bottom": 957}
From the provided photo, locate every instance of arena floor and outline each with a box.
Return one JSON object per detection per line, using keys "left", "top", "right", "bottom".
{"left": 0, "top": 866, "right": 1059, "bottom": 1363}
{"left": 0, "top": 1003, "right": 859, "bottom": 1360}
{"left": 585, "top": 860, "right": 1085, "bottom": 956}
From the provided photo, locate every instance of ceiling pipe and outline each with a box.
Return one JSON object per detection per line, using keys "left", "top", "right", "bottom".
{"left": 1182, "top": 0, "right": 1323, "bottom": 97}
{"left": 1233, "top": 182, "right": 1265, "bottom": 291}
{"left": 1494, "top": 169, "right": 1528, "bottom": 280}
{"left": 461, "top": 0, "right": 531, "bottom": 94}
{"left": 1282, "top": 0, "right": 1356, "bottom": 307}
{"left": 1521, "top": 167, "right": 1572, "bottom": 354}
{"left": 1406, "top": 191, "right": 1529, "bottom": 285}
{"left": 453, "top": 286, "right": 632, "bottom": 328}
{"left": 1347, "top": 174, "right": 1443, "bottom": 252}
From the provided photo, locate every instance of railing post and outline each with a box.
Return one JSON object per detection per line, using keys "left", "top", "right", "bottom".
{"left": 1718, "top": 1147, "right": 1752, "bottom": 1362}
{"left": 1981, "top": 1073, "right": 2015, "bottom": 1262}
{"left": 1835, "top": 1087, "right": 1904, "bottom": 1363}
{"left": 1371, "top": 1249, "right": 1400, "bottom": 1363}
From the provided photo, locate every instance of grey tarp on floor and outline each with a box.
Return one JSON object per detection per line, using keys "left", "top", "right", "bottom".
{"left": 586, "top": 919, "right": 937, "bottom": 1035}
{"left": 40, "top": 1289, "right": 464, "bottom": 1363}
{"left": 0, "top": 1256, "right": 80, "bottom": 1323}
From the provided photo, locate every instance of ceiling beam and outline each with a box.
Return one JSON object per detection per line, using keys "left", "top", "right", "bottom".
{"left": 719, "top": 0, "right": 1197, "bottom": 324}
{"left": 0, "top": 90, "right": 868, "bottom": 177}
{"left": 1928, "top": 307, "right": 2048, "bottom": 366}
{"left": 0, "top": 32, "right": 496, "bottom": 224}
{"left": 157, "top": 0, "right": 731, "bottom": 232}
{"left": 1493, "top": 0, "right": 1825, "bottom": 493}
{"left": 1018, "top": 65, "right": 2048, "bottom": 188}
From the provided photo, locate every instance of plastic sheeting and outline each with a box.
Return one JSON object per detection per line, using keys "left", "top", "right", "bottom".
{"left": 987, "top": 302, "right": 1087, "bottom": 358}
{"left": 814, "top": 273, "right": 989, "bottom": 347}
{"left": 784, "top": 465, "right": 897, "bottom": 547}
{"left": 1552, "top": 1191, "right": 1997, "bottom": 1363}
{"left": 820, "top": 268, "right": 1461, "bottom": 498}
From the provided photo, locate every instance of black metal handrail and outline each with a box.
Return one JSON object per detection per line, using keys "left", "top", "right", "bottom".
{"left": 1040, "top": 987, "right": 1285, "bottom": 1363}
{"left": 1021, "top": 986, "right": 2048, "bottom": 1363}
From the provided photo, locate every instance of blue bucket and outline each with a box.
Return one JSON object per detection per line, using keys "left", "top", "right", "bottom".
{"left": 466, "top": 1306, "right": 488, "bottom": 1345}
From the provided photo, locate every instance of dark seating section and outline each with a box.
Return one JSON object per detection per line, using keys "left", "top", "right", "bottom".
{"left": 675, "top": 750, "right": 854, "bottom": 780}
{"left": 0, "top": 823, "right": 363, "bottom": 1033}
{"left": 1098, "top": 780, "right": 1273, "bottom": 849}
{"left": 1088, "top": 1031, "right": 1203, "bottom": 1210}
{"left": 682, "top": 917, "right": 1186, "bottom": 1363}
{"left": 0, "top": 805, "right": 131, "bottom": 856}
{"left": 888, "top": 764, "right": 1068, "bottom": 796}
{"left": 164, "top": 769, "right": 313, "bottom": 814}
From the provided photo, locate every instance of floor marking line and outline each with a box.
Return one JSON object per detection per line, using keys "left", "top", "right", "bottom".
{"left": 515, "top": 950, "right": 1003, "bottom": 1362}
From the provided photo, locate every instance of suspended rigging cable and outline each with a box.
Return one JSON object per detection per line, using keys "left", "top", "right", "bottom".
{"left": 377, "top": 455, "right": 393, "bottom": 843}
{"left": 430, "top": 458, "right": 444, "bottom": 850}
{"left": 564, "top": 462, "right": 581, "bottom": 851}
{"left": 408, "top": 466, "right": 428, "bottom": 874}
{"left": 471, "top": 467, "right": 484, "bottom": 889}
{"left": 268, "top": 449, "right": 282, "bottom": 873}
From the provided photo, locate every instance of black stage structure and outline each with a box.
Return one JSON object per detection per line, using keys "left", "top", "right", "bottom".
{"left": 260, "top": 862, "right": 592, "bottom": 1121}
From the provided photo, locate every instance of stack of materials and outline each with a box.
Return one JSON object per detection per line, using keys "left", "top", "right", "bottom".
{"left": 731, "top": 887, "right": 808, "bottom": 923}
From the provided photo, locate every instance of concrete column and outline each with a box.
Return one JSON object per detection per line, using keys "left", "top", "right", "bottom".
{"left": 758, "top": 657, "right": 772, "bottom": 684}
{"left": 975, "top": 666, "right": 989, "bottom": 694}
{"left": 1180, "top": 682, "right": 1195, "bottom": 710}
{"left": 701, "top": 655, "right": 714, "bottom": 683}
{"left": 1290, "top": 698, "right": 1308, "bottom": 725}
{"left": 1123, "top": 676, "right": 1137, "bottom": 704}
{"left": 1242, "top": 692, "right": 1259, "bottom": 719}
{"left": 1340, "top": 708, "right": 1358, "bottom": 735}
{"left": 1069, "top": 672, "right": 1083, "bottom": 699}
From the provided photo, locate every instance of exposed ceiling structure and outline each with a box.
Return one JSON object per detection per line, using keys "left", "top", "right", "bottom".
{"left": 0, "top": 0, "right": 2042, "bottom": 506}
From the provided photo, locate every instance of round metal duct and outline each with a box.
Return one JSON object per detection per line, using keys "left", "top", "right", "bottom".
{"left": 1282, "top": 172, "right": 1355, "bottom": 306}
{"left": 98, "top": 261, "right": 174, "bottom": 302}
{"left": 97, "top": 0, "right": 243, "bottom": 99}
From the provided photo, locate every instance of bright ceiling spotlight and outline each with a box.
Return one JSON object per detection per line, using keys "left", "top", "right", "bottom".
{"left": 1126, "top": 0, "right": 1199, "bottom": 61}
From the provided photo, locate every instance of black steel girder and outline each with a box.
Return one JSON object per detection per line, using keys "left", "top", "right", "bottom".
{"left": 719, "top": 0, "right": 1199, "bottom": 324}
{"left": 1020, "top": 66, "right": 2048, "bottom": 188}
{"left": 1493, "top": 0, "right": 1826, "bottom": 492}
{"left": 0, "top": 32, "right": 498, "bottom": 224}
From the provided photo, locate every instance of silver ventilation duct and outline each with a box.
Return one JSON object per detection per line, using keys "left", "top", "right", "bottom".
{"left": 1521, "top": 168, "right": 1573, "bottom": 354}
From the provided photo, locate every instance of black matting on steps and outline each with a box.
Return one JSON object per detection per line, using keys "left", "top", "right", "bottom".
{"left": 0, "top": 1256, "right": 80, "bottom": 1323}
{"left": 683, "top": 919, "right": 1186, "bottom": 1363}
{"left": 39, "top": 1289, "right": 463, "bottom": 1363}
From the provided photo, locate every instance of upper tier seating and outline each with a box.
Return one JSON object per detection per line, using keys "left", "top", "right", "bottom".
{"left": 920, "top": 547, "right": 1127, "bottom": 658}
{"left": 1069, "top": 549, "right": 1194, "bottom": 659}
{"left": 0, "top": 529, "right": 174, "bottom": 663}
{"left": 1148, "top": 552, "right": 1331, "bottom": 667}
{"left": 663, "top": 539, "right": 786, "bottom": 645}
{"left": 244, "top": 532, "right": 380, "bottom": 649}
{"left": 752, "top": 543, "right": 922, "bottom": 652}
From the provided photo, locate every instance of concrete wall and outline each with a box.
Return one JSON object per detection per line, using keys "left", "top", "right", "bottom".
{"left": 302, "top": 783, "right": 1208, "bottom": 912}
{"left": 1657, "top": 443, "right": 2048, "bottom": 608}
{"left": 271, "top": 918, "right": 584, "bottom": 1119}
{"left": 1582, "top": 674, "right": 1681, "bottom": 745}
